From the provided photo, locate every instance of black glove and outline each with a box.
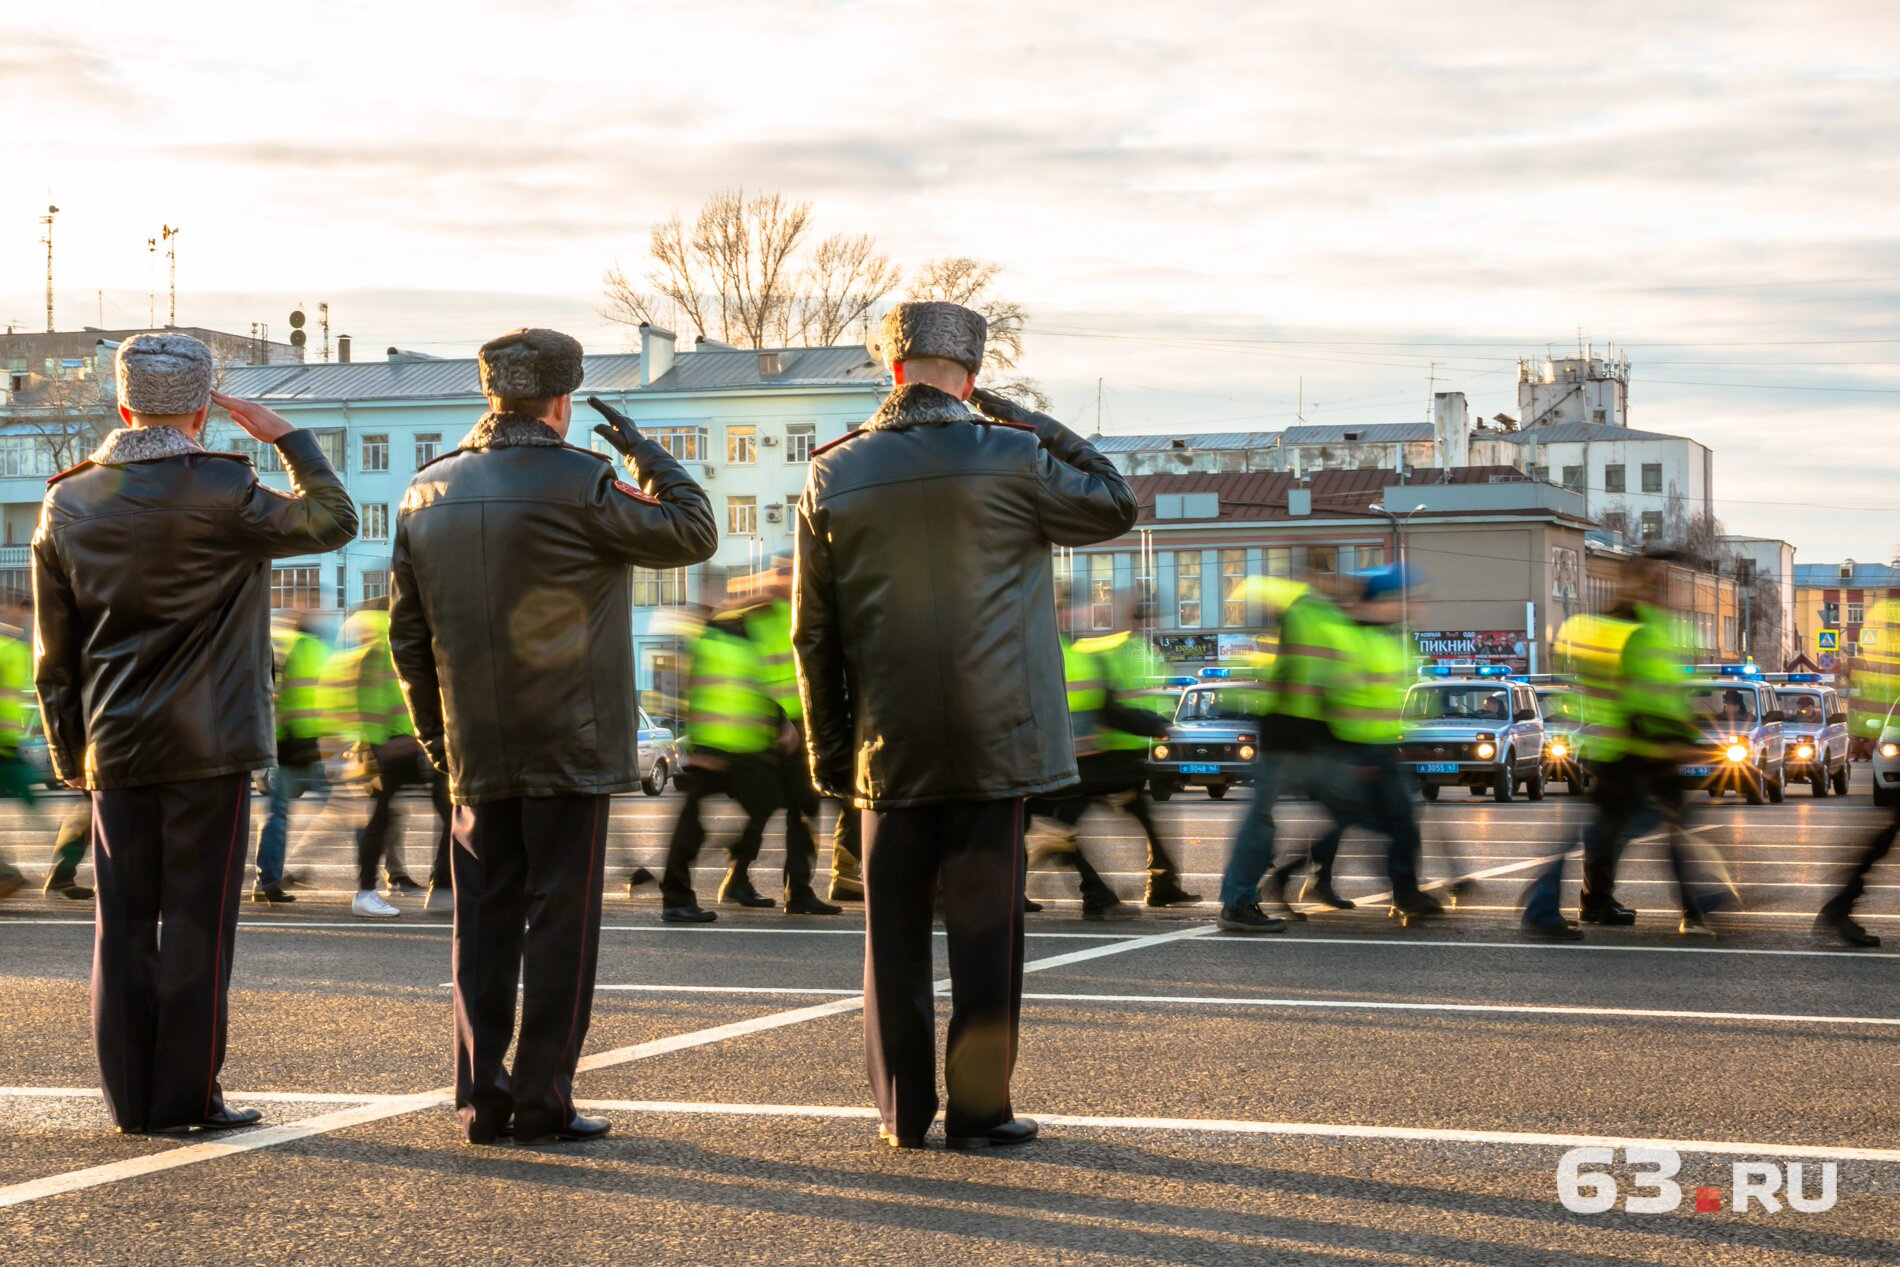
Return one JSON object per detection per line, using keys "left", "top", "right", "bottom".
{"left": 587, "top": 395, "right": 643, "bottom": 456}
{"left": 969, "top": 387, "right": 1038, "bottom": 428}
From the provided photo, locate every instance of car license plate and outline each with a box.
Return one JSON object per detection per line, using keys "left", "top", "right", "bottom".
{"left": 1179, "top": 763, "right": 1221, "bottom": 775}
{"left": 1680, "top": 765, "right": 1712, "bottom": 778}
{"left": 1415, "top": 762, "right": 1459, "bottom": 774}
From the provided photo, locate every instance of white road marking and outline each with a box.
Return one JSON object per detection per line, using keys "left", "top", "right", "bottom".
{"left": 1016, "top": 991, "right": 1900, "bottom": 1027}
{"left": 0, "top": 1088, "right": 399, "bottom": 1104}
{"left": 564, "top": 1100, "right": 1900, "bottom": 1164}
{"left": 1200, "top": 933, "right": 1900, "bottom": 960}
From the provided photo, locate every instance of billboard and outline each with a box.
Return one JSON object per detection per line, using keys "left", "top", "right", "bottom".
{"left": 1414, "top": 629, "right": 1530, "bottom": 673}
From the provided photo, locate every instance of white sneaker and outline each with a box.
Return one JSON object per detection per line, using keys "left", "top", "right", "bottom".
{"left": 352, "top": 890, "right": 401, "bottom": 919}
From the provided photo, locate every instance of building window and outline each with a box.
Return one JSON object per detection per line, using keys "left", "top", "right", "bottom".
{"left": 785, "top": 424, "right": 815, "bottom": 463}
{"left": 1344, "top": 545, "right": 1386, "bottom": 570}
{"left": 361, "top": 434, "right": 389, "bottom": 473}
{"left": 1088, "top": 554, "right": 1114, "bottom": 630}
{"left": 650, "top": 426, "right": 706, "bottom": 461}
{"left": 1604, "top": 464, "right": 1625, "bottom": 493}
{"left": 1176, "top": 552, "right": 1202, "bottom": 628}
{"left": 361, "top": 569, "right": 390, "bottom": 603}
{"left": 270, "top": 566, "right": 324, "bottom": 610}
{"left": 726, "top": 425, "right": 757, "bottom": 465}
{"left": 1221, "top": 549, "right": 1248, "bottom": 627}
{"left": 361, "top": 503, "right": 389, "bottom": 542}
{"left": 727, "top": 495, "right": 757, "bottom": 536}
{"left": 1603, "top": 510, "right": 1629, "bottom": 536}
{"left": 1848, "top": 602, "right": 1865, "bottom": 625}
{"left": 1592, "top": 408, "right": 1607, "bottom": 423}
{"left": 1265, "top": 547, "right": 1292, "bottom": 577}
{"left": 1640, "top": 511, "right": 1664, "bottom": 540}
{"left": 632, "top": 567, "right": 684, "bottom": 607}
{"left": 414, "top": 433, "right": 442, "bottom": 467}
{"left": 0, "top": 435, "right": 53, "bottom": 477}
{"left": 1304, "top": 544, "right": 1338, "bottom": 576}
{"left": 1529, "top": 465, "right": 1549, "bottom": 484}
{"left": 1641, "top": 463, "right": 1663, "bottom": 494}
{"left": 1561, "top": 465, "right": 1584, "bottom": 491}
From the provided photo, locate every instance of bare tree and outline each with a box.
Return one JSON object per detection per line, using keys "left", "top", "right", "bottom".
{"left": 26, "top": 369, "right": 110, "bottom": 472}
{"left": 796, "top": 233, "right": 902, "bottom": 347}
{"left": 906, "top": 257, "right": 1045, "bottom": 407}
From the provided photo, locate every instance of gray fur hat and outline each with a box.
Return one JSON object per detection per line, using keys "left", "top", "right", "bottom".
{"left": 115, "top": 332, "right": 216, "bottom": 416}
{"left": 478, "top": 328, "right": 585, "bottom": 400}
{"left": 874, "top": 302, "right": 987, "bottom": 376}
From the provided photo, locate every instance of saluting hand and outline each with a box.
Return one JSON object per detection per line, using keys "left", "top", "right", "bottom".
{"left": 210, "top": 390, "right": 293, "bottom": 444}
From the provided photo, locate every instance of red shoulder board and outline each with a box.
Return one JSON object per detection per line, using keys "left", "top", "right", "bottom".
{"left": 46, "top": 460, "right": 95, "bottom": 486}
{"left": 982, "top": 419, "right": 1039, "bottom": 434}
{"left": 613, "top": 479, "right": 660, "bottom": 504}
{"left": 810, "top": 429, "right": 863, "bottom": 457}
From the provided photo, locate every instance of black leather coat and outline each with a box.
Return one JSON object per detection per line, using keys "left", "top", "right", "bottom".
{"left": 794, "top": 385, "right": 1137, "bottom": 809}
{"left": 32, "top": 427, "right": 358, "bottom": 790}
{"left": 388, "top": 412, "right": 717, "bottom": 805}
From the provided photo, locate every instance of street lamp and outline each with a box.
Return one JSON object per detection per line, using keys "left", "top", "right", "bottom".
{"left": 1368, "top": 501, "right": 1427, "bottom": 636}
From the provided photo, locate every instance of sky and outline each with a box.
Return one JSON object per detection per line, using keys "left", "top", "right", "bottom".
{"left": 3, "top": 0, "right": 1897, "bottom": 560}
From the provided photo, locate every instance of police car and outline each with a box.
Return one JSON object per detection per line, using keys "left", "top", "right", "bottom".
{"left": 1399, "top": 665, "right": 1548, "bottom": 802}
{"left": 1679, "top": 665, "right": 1786, "bottom": 804}
{"left": 636, "top": 708, "right": 679, "bottom": 796}
{"left": 1871, "top": 699, "right": 1900, "bottom": 808}
{"left": 1147, "top": 670, "right": 1262, "bottom": 801}
{"left": 1768, "top": 673, "right": 1851, "bottom": 797}
{"left": 1521, "top": 676, "right": 1591, "bottom": 795}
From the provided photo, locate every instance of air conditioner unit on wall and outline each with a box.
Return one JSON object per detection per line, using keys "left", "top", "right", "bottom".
{"left": 701, "top": 465, "right": 716, "bottom": 479}
{"left": 760, "top": 434, "right": 779, "bottom": 447}
{"left": 765, "top": 506, "right": 783, "bottom": 524}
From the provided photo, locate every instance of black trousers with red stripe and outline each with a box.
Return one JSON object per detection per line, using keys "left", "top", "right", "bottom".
{"left": 862, "top": 797, "right": 1026, "bottom": 1140}
{"left": 90, "top": 773, "right": 250, "bottom": 1133}
{"left": 449, "top": 794, "right": 609, "bottom": 1142}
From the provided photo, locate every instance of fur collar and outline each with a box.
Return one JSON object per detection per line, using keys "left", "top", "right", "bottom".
{"left": 459, "top": 411, "right": 566, "bottom": 451}
{"left": 88, "top": 425, "right": 205, "bottom": 465}
{"left": 862, "top": 383, "right": 977, "bottom": 432}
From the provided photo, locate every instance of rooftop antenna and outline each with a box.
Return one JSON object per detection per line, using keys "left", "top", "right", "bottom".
{"left": 40, "top": 204, "right": 59, "bottom": 332}
{"left": 319, "top": 302, "right": 331, "bottom": 362}
{"left": 146, "top": 236, "right": 158, "bottom": 326}
{"left": 1297, "top": 375, "right": 1305, "bottom": 425}
{"left": 1423, "top": 360, "right": 1437, "bottom": 424}
{"left": 1096, "top": 377, "right": 1103, "bottom": 434}
{"left": 162, "top": 224, "right": 181, "bottom": 326}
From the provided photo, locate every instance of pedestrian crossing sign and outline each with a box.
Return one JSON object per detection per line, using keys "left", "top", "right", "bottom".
{"left": 1863, "top": 627, "right": 1881, "bottom": 650}
{"left": 1817, "top": 629, "right": 1839, "bottom": 651}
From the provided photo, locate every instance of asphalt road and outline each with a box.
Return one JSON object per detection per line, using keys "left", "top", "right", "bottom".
{"left": 2, "top": 785, "right": 1897, "bottom": 1265}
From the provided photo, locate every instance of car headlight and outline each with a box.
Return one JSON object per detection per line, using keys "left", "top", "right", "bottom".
{"left": 1795, "top": 744, "right": 1814, "bottom": 761}
{"left": 1153, "top": 744, "right": 1170, "bottom": 760}
{"left": 1882, "top": 742, "right": 1898, "bottom": 759}
{"left": 1724, "top": 743, "right": 1749, "bottom": 763}
{"left": 1238, "top": 745, "right": 1255, "bottom": 761}
{"left": 1547, "top": 741, "right": 1568, "bottom": 759}
{"left": 1475, "top": 742, "right": 1496, "bottom": 759}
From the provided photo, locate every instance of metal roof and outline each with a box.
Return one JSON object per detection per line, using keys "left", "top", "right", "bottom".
{"left": 1793, "top": 562, "right": 1900, "bottom": 589}
{"left": 1090, "top": 432, "right": 1283, "bottom": 454}
{"left": 219, "top": 346, "right": 886, "bottom": 404}
{"left": 1125, "top": 465, "right": 1529, "bottom": 524}
{"left": 1499, "top": 421, "right": 1691, "bottom": 444}
{"left": 1280, "top": 423, "right": 1433, "bottom": 446}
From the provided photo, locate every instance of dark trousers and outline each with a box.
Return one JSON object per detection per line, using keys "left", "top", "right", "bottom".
{"left": 864, "top": 797, "right": 1026, "bottom": 1140}
{"left": 1276, "top": 749, "right": 1421, "bottom": 899}
{"left": 49, "top": 799, "right": 92, "bottom": 887}
{"left": 1048, "top": 751, "right": 1182, "bottom": 908}
{"left": 830, "top": 799, "right": 863, "bottom": 887}
{"left": 1540, "top": 757, "right": 1705, "bottom": 921}
{"left": 1823, "top": 800, "right": 1898, "bottom": 918}
{"left": 776, "top": 732, "right": 821, "bottom": 894}
{"left": 450, "top": 794, "right": 609, "bottom": 1141}
{"left": 358, "top": 743, "right": 450, "bottom": 890}
{"left": 91, "top": 773, "right": 250, "bottom": 1133}
{"left": 661, "top": 752, "right": 797, "bottom": 907}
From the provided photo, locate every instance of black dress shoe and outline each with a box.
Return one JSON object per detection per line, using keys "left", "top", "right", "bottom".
{"left": 152, "top": 1106, "right": 263, "bottom": 1135}
{"left": 1260, "top": 874, "right": 1305, "bottom": 921}
{"left": 251, "top": 883, "right": 296, "bottom": 905}
{"left": 1022, "top": 897, "right": 1043, "bottom": 913}
{"left": 1301, "top": 879, "right": 1357, "bottom": 910}
{"left": 662, "top": 904, "right": 717, "bottom": 924}
{"left": 946, "top": 1117, "right": 1039, "bottom": 1150}
{"left": 1523, "top": 918, "right": 1585, "bottom": 942}
{"left": 1579, "top": 901, "right": 1637, "bottom": 926}
{"left": 1082, "top": 900, "right": 1141, "bottom": 922}
{"left": 514, "top": 1113, "right": 611, "bottom": 1145}
{"left": 785, "top": 889, "right": 843, "bottom": 915}
{"left": 878, "top": 1125, "right": 926, "bottom": 1150}
{"left": 1144, "top": 880, "right": 1203, "bottom": 908}
{"left": 0, "top": 874, "right": 24, "bottom": 902}
{"left": 625, "top": 867, "right": 656, "bottom": 895}
{"left": 384, "top": 874, "right": 425, "bottom": 894}
{"left": 718, "top": 874, "right": 776, "bottom": 908}
{"left": 1390, "top": 894, "right": 1445, "bottom": 927}
{"left": 45, "top": 881, "right": 95, "bottom": 901}
{"left": 1816, "top": 912, "right": 1881, "bottom": 948}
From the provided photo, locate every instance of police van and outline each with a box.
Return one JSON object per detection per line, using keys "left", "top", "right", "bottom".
{"left": 1399, "top": 664, "right": 1548, "bottom": 802}
{"left": 1517, "top": 674, "right": 1591, "bottom": 795}
{"left": 1147, "top": 669, "right": 1263, "bottom": 801}
{"left": 1873, "top": 700, "right": 1900, "bottom": 808}
{"left": 1679, "top": 664, "right": 1786, "bottom": 804}
{"left": 1767, "top": 673, "right": 1851, "bottom": 797}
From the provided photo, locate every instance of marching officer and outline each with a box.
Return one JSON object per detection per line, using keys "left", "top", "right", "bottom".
{"left": 794, "top": 300, "right": 1136, "bottom": 1150}
{"left": 0, "top": 596, "right": 40, "bottom": 902}
{"left": 750, "top": 561, "right": 842, "bottom": 916}
{"left": 252, "top": 607, "right": 332, "bottom": 905}
{"left": 1820, "top": 598, "right": 1900, "bottom": 946}
{"left": 388, "top": 329, "right": 716, "bottom": 1145}
{"left": 33, "top": 333, "right": 356, "bottom": 1134}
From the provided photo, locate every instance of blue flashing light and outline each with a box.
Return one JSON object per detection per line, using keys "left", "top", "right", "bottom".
{"left": 1475, "top": 665, "right": 1509, "bottom": 677}
{"left": 1785, "top": 673, "right": 1820, "bottom": 683}
{"left": 1199, "top": 667, "right": 1232, "bottom": 679}
{"left": 1164, "top": 676, "right": 1197, "bottom": 687}
{"left": 1717, "top": 664, "right": 1760, "bottom": 678}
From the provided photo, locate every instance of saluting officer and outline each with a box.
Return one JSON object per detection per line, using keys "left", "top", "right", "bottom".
{"left": 794, "top": 301, "right": 1137, "bottom": 1150}
{"left": 33, "top": 333, "right": 357, "bottom": 1134}
{"left": 388, "top": 329, "right": 716, "bottom": 1145}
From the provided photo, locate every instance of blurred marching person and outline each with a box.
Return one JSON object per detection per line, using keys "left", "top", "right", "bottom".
{"left": 251, "top": 606, "right": 332, "bottom": 906}
{"left": 1820, "top": 598, "right": 1900, "bottom": 947}
{"left": 33, "top": 333, "right": 356, "bottom": 1134}
{"left": 42, "top": 802, "right": 94, "bottom": 902}
{"left": 827, "top": 806, "right": 864, "bottom": 903}
{"left": 0, "top": 594, "right": 41, "bottom": 902}
{"left": 1521, "top": 548, "right": 1710, "bottom": 941}
{"left": 661, "top": 588, "right": 839, "bottom": 922}
{"left": 795, "top": 301, "right": 1136, "bottom": 1150}
{"left": 1031, "top": 592, "right": 1197, "bottom": 917}
{"left": 388, "top": 330, "right": 715, "bottom": 1145}
{"left": 325, "top": 603, "right": 452, "bottom": 918}
{"left": 1217, "top": 564, "right": 1361, "bottom": 933}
